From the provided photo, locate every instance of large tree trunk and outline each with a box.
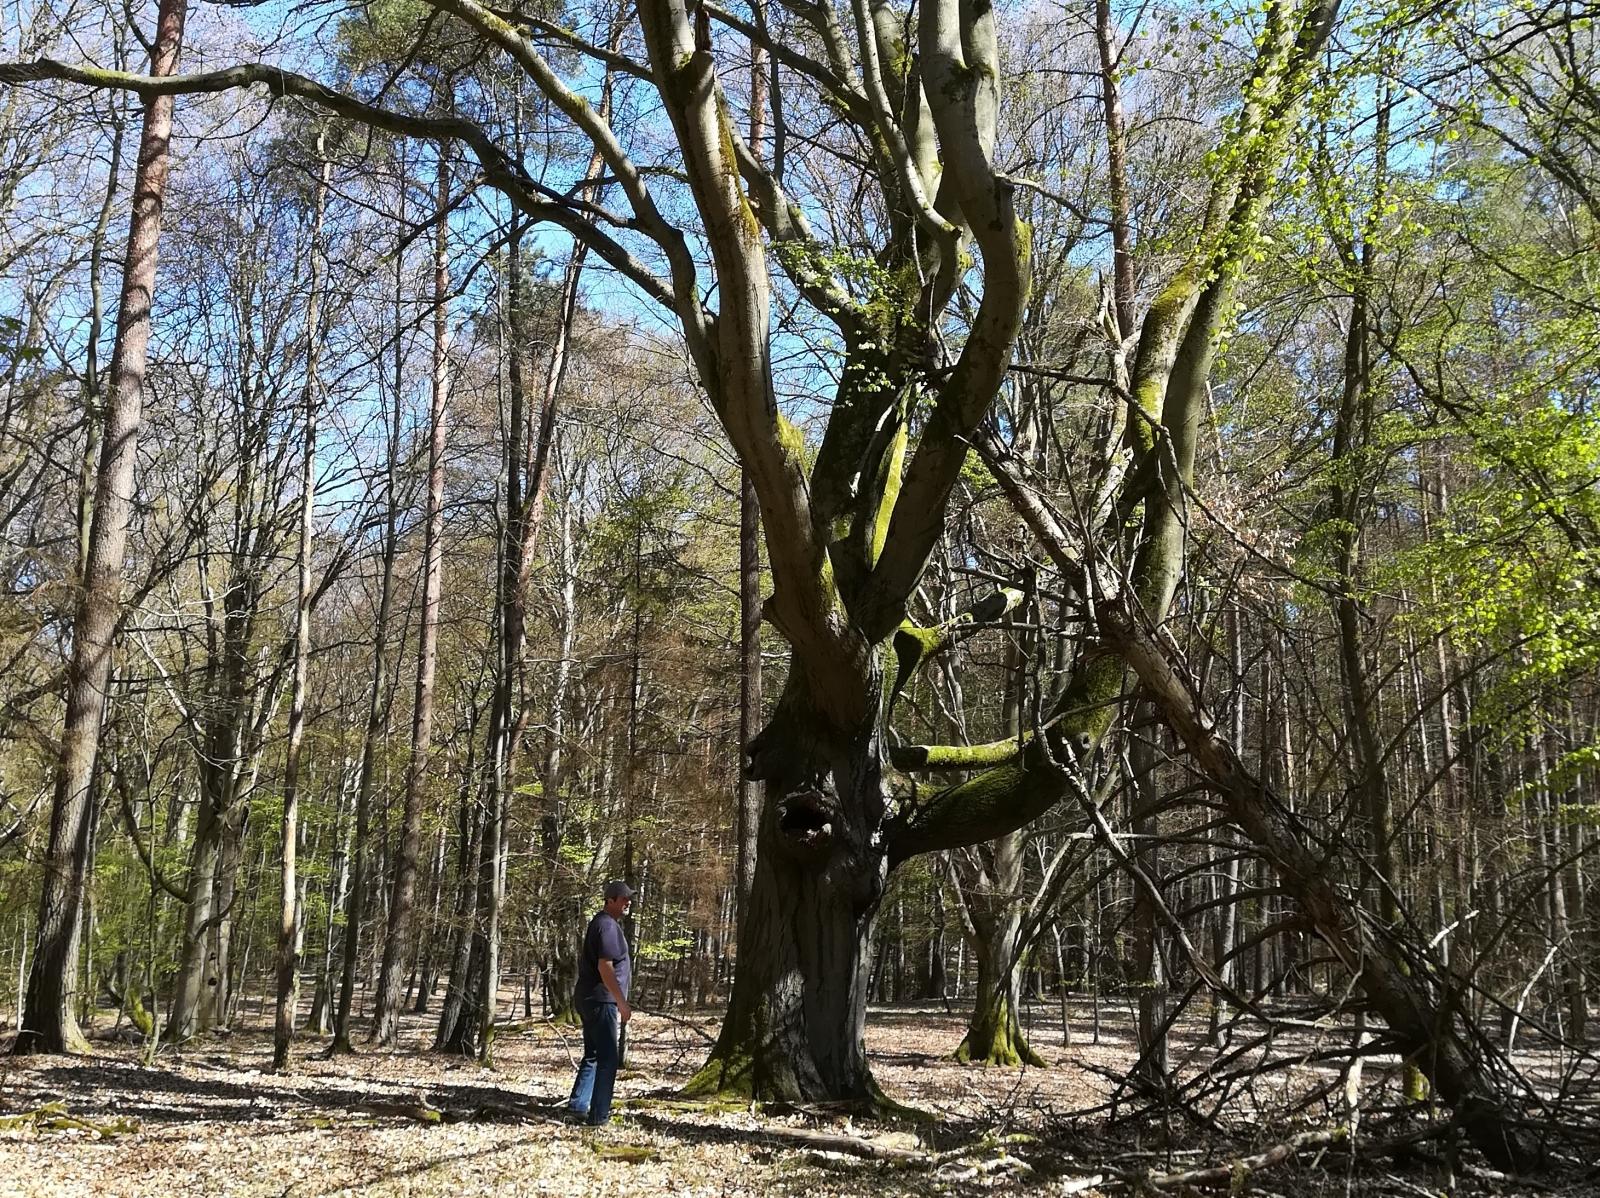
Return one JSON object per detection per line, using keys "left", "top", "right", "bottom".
{"left": 734, "top": 0, "right": 766, "bottom": 939}
{"left": 13, "top": 0, "right": 188, "bottom": 1057}
{"left": 686, "top": 683, "right": 889, "bottom": 1103}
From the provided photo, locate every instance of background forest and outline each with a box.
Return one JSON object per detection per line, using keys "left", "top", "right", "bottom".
{"left": 0, "top": 0, "right": 1598, "bottom": 1188}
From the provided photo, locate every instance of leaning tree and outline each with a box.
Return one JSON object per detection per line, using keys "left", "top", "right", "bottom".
{"left": 1, "top": 0, "right": 1542, "bottom": 1167}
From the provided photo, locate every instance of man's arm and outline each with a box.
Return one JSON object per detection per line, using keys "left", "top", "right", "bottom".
{"left": 598, "top": 959, "right": 632, "bottom": 1024}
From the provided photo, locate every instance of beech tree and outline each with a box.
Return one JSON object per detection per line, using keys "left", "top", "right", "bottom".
{"left": 0, "top": 0, "right": 1337, "bottom": 1074}
{"left": 2, "top": 0, "right": 1561, "bottom": 1168}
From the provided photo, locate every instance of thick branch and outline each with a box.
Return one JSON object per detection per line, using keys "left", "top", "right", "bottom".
{"left": 890, "top": 736, "right": 1027, "bottom": 772}
{"left": 638, "top": 0, "right": 863, "bottom": 712}
{"left": 858, "top": 0, "right": 1031, "bottom": 638}
{"left": 889, "top": 586, "right": 1022, "bottom": 703}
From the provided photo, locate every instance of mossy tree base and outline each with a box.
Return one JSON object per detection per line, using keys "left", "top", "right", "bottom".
{"left": 954, "top": 921, "right": 1046, "bottom": 1069}
{"left": 546, "top": 1001, "right": 582, "bottom": 1028}
{"left": 953, "top": 1002, "right": 1047, "bottom": 1069}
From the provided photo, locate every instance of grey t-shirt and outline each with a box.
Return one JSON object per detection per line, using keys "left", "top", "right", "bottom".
{"left": 575, "top": 911, "right": 631, "bottom": 1005}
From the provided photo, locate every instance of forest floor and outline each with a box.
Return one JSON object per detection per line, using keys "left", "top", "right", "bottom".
{"left": 1, "top": 994, "right": 1592, "bottom": 1197}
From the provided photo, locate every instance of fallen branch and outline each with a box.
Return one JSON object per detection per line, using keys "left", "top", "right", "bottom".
{"left": 348, "top": 1099, "right": 442, "bottom": 1124}
{"left": 936, "top": 1154, "right": 1035, "bottom": 1182}
{"left": 1121, "top": 1127, "right": 1347, "bottom": 1191}
{"left": 0, "top": 1100, "right": 140, "bottom": 1137}
{"left": 753, "top": 1124, "right": 927, "bottom": 1163}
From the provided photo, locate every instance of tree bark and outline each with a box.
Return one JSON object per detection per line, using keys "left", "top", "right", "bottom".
{"left": 14, "top": 0, "right": 188, "bottom": 1057}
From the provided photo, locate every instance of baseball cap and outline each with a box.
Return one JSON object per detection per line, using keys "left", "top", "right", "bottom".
{"left": 604, "top": 880, "right": 634, "bottom": 900}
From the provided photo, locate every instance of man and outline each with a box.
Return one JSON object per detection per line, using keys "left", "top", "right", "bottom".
{"left": 568, "top": 879, "right": 633, "bottom": 1126}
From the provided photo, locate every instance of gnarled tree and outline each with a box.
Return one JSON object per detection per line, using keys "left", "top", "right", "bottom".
{"left": 3, "top": 0, "right": 1337, "bottom": 1111}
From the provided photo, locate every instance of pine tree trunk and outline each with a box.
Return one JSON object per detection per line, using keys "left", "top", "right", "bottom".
{"left": 14, "top": 0, "right": 188, "bottom": 1057}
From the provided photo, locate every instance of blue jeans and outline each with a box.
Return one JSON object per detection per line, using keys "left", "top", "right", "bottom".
{"left": 568, "top": 999, "right": 620, "bottom": 1125}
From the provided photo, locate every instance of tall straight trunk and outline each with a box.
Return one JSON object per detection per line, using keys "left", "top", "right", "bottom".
{"left": 1533, "top": 734, "right": 1586, "bottom": 1034}
{"left": 77, "top": 790, "right": 99, "bottom": 1032}
{"left": 14, "top": 0, "right": 188, "bottom": 1056}
{"left": 475, "top": 197, "right": 538, "bottom": 1068}
{"left": 952, "top": 603, "right": 1044, "bottom": 1067}
{"left": 736, "top": 481, "right": 762, "bottom": 925}
{"left": 168, "top": 723, "right": 245, "bottom": 1040}
{"left": 331, "top": 177, "right": 407, "bottom": 1053}
{"left": 475, "top": 772, "right": 506, "bottom": 1061}
{"left": 274, "top": 138, "right": 329, "bottom": 1071}
{"left": 925, "top": 868, "right": 947, "bottom": 1001}
{"left": 411, "top": 821, "right": 448, "bottom": 1014}
{"left": 310, "top": 760, "right": 353, "bottom": 1034}
{"left": 207, "top": 787, "right": 251, "bottom": 1030}
{"left": 372, "top": 143, "right": 451, "bottom": 1047}
{"left": 1095, "top": 0, "right": 1135, "bottom": 341}
{"left": 76, "top": 54, "right": 126, "bottom": 579}
{"left": 477, "top": 460, "right": 515, "bottom": 1064}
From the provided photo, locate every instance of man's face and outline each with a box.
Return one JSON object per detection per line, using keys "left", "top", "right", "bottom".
{"left": 606, "top": 894, "right": 632, "bottom": 918}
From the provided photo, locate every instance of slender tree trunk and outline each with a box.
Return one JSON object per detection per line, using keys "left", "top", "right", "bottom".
{"left": 14, "top": 0, "right": 188, "bottom": 1057}
{"left": 371, "top": 143, "right": 451, "bottom": 1048}
{"left": 1210, "top": 608, "right": 1246, "bottom": 1045}
{"left": 951, "top": 612, "right": 1044, "bottom": 1067}
{"left": 331, "top": 176, "right": 407, "bottom": 1053}
{"left": 274, "top": 138, "right": 329, "bottom": 1072}
{"left": 434, "top": 761, "right": 484, "bottom": 1052}
{"left": 1095, "top": 0, "right": 1135, "bottom": 341}
{"left": 76, "top": 59, "right": 126, "bottom": 577}
{"left": 411, "top": 821, "right": 448, "bottom": 1014}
